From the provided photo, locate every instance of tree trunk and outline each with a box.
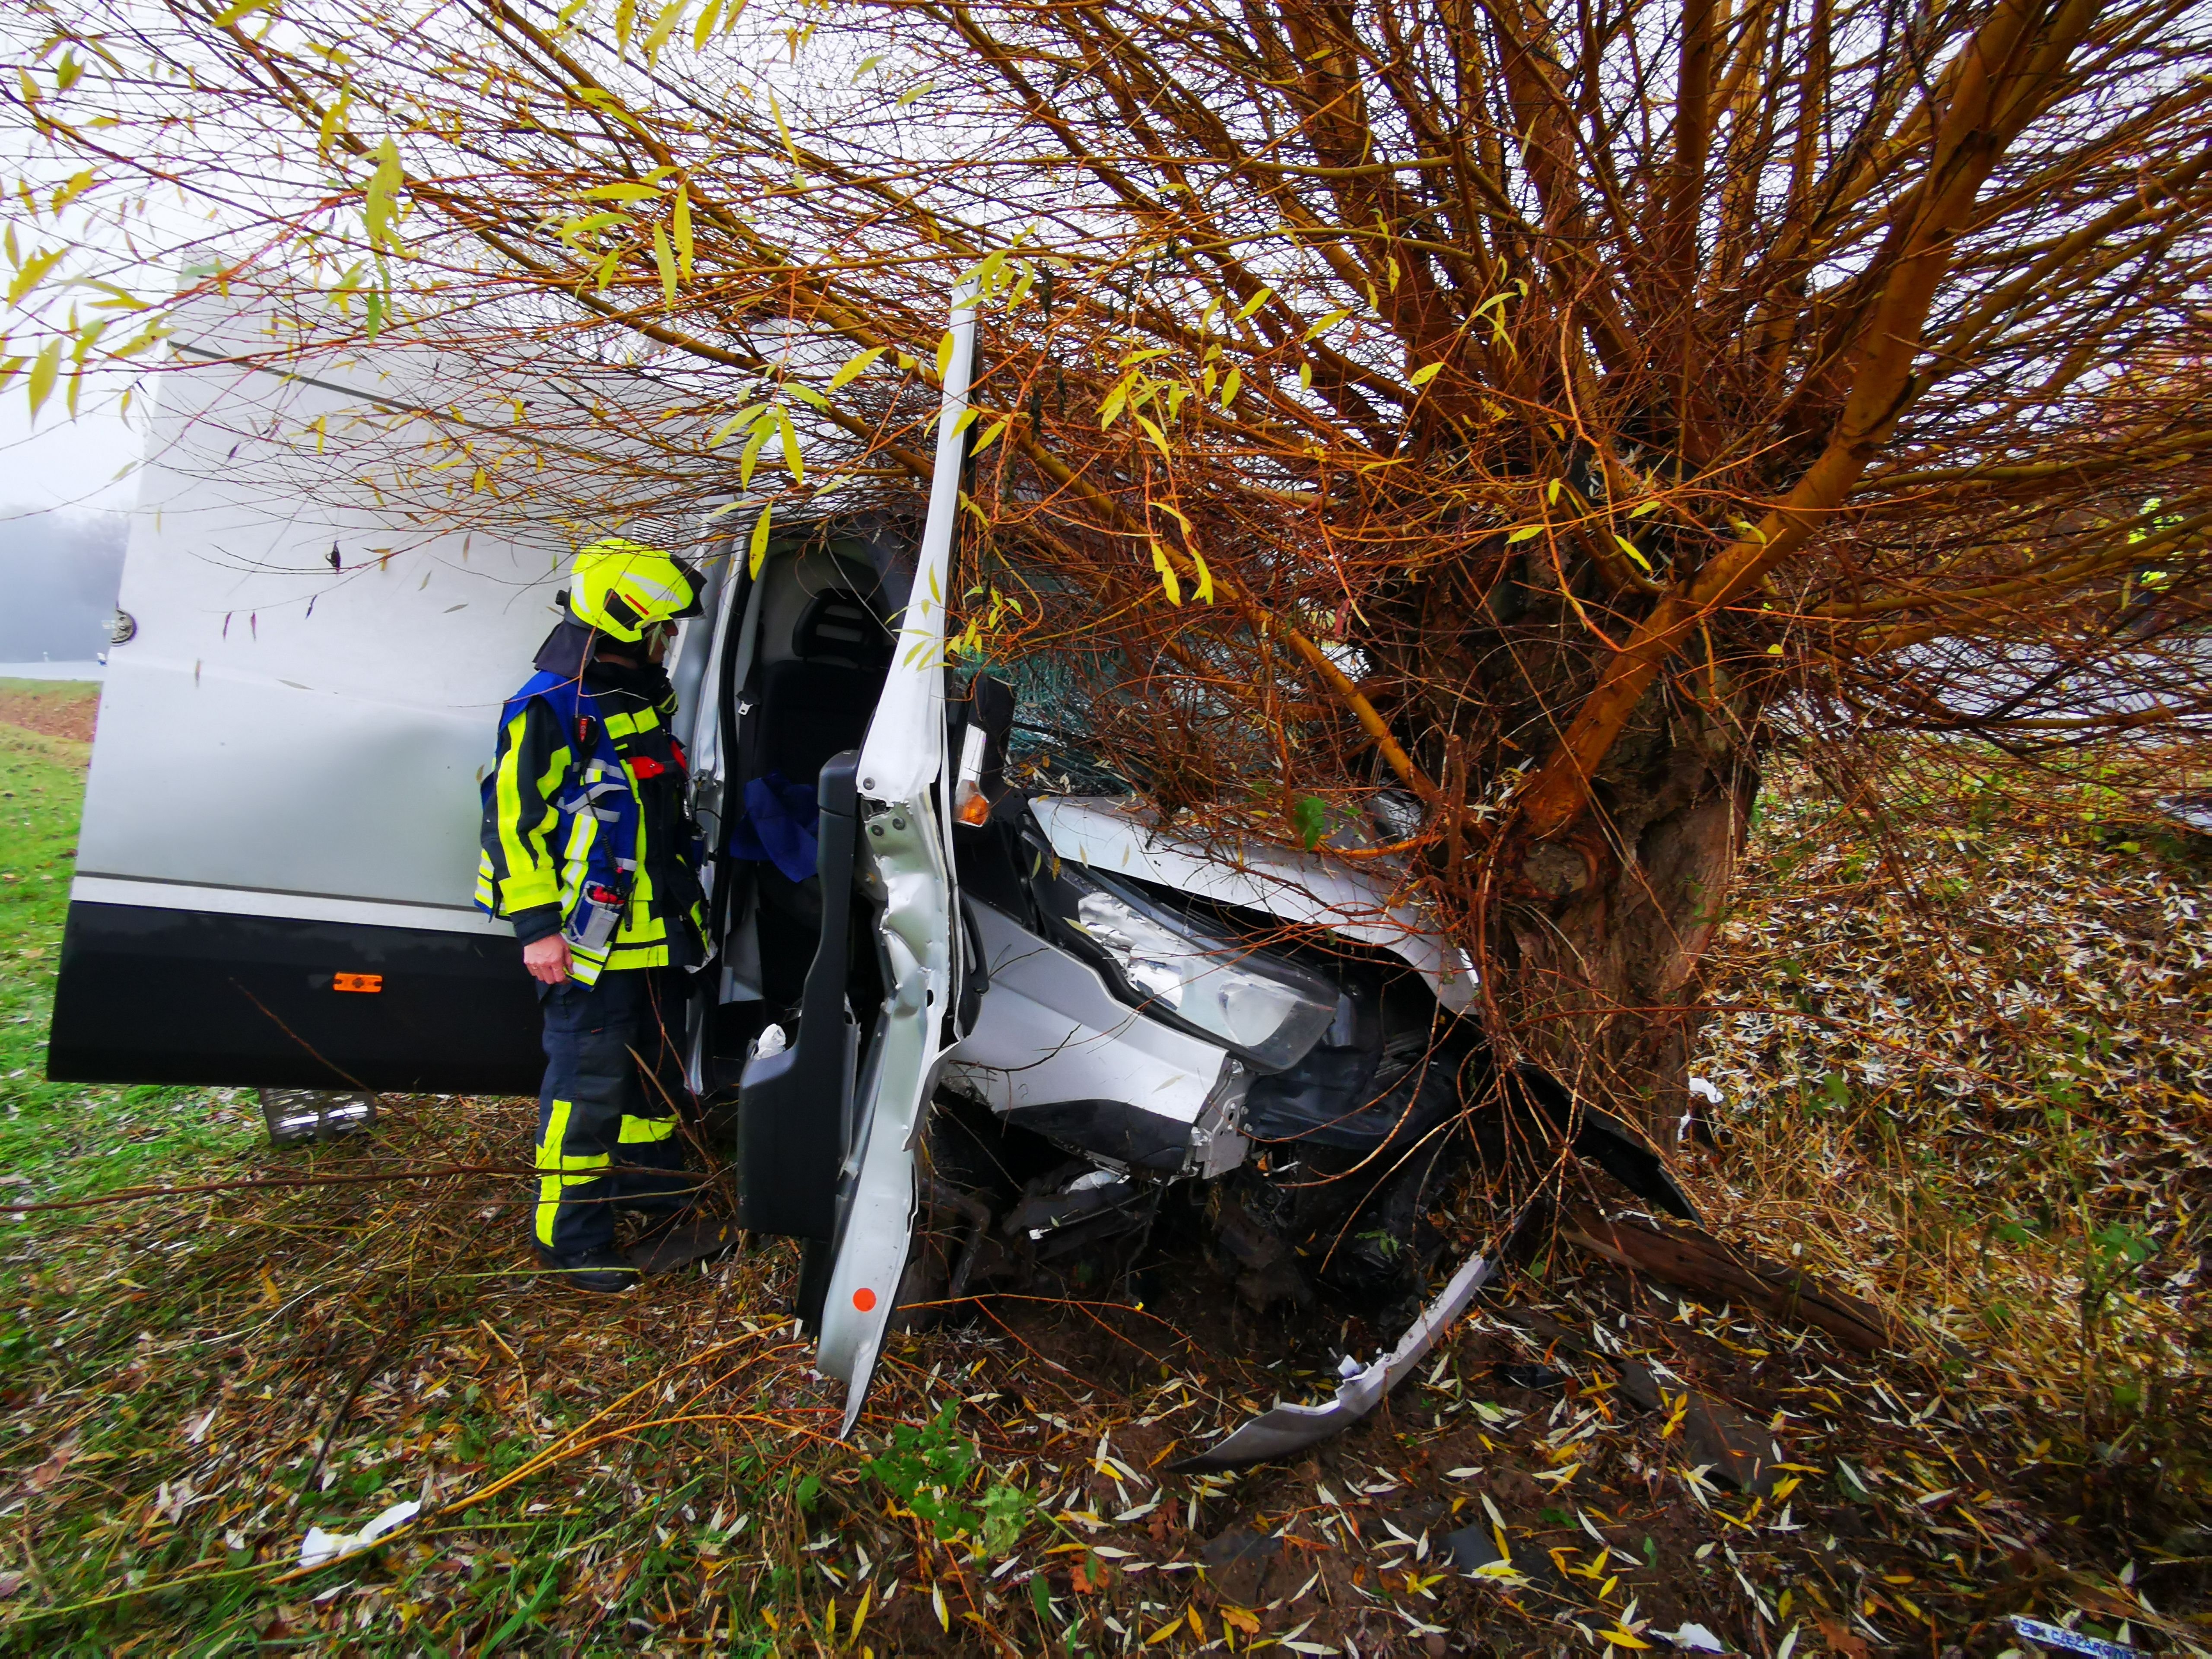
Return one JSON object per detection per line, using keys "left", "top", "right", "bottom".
{"left": 1492, "top": 689, "right": 1758, "bottom": 1141}
{"left": 1397, "top": 550, "right": 1759, "bottom": 1141}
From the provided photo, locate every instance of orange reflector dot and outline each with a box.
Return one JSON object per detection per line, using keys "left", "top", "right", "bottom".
{"left": 333, "top": 972, "right": 384, "bottom": 994}
{"left": 853, "top": 1287, "right": 877, "bottom": 1312}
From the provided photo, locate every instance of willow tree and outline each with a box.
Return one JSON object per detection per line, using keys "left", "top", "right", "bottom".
{"left": 5, "top": 0, "right": 2207, "bottom": 1131}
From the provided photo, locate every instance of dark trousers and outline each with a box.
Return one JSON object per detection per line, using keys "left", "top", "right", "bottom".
{"left": 533, "top": 968, "right": 696, "bottom": 1258}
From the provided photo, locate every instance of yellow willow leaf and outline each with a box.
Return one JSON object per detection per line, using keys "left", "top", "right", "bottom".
{"left": 776, "top": 406, "right": 802, "bottom": 486}
{"left": 25, "top": 337, "right": 62, "bottom": 417}
{"left": 7, "top": 247, "right": 65, "bottom": 308}
{"left": 362, "top": 137, "right": 403, "bottom": 251}
{"left": 210, "top": 0, "right": 278, "bottom": 25}
{"left": 971, "top": 416, "right": 1008, "bottom": 453}
{"left": 934, "top": 329, "right": 956, "bottom": 384}
{"left": 1220, "top": 365, "right": 1241, "bottom": 407}
{"left": 781, "top": 381, "right": 830, "bottom": 410}
{"left": 738, "top": 419, "right": 773, "bottom": 488}
{"left": 651, "top": 224, "right": 677, "bottom": 305}
{"left": 748, "top": 501, "right": 773, "bottom": 577}
{"left": 579, "top": 182, "right": 659, "bottom": 201}
{"left": 1234, "top": 285, "right": 1271, "bottom": 321}
{"left": 896, "top": 79, "right": 934, "bottom": 107}
{"left": 50, "top": 168, "right": 95, "bottom": 216}
{"left": 640, "top": 0, "right": 685, "bottom": 63}
{"left": 555, "top": 0, "right": 590, "bottom": 23}
{"left": 1301, "top": 307, "right": 1351, "bottom": 341}
{"left": 317, "top": 89, "right": 352, "bottom": 160}
{"left": 826, "top": 343, "right": 885, "bottom": 392}
{"left": 613, "top": 0, "right": 637, "bottom": 48}
{"left": 691, "top": 0, "right": 722, "bottom": 48}
{"left": 1136, "top": 414, "right": 1170, "bottom": 459}
{"left": 311, "top": 414, "right": 326, "bottom": 454}
{"left": 1505, "top": 523, "right": 1543, "bottom": 543}
{"left": 1099, "top": 376, "right": 1132, "bottom": 429}
{"left": 1190, "top": 548, "right": 1214, "bottom": 604}
{"left": 720, "top": 0, "right": 747, "bottom": 35}
{"left": 1613, "top": 533, "right": 1653, "bottom": 573}
{"left": 1150, "top": 542, "right": 1181, "bottom": 606}
{"left": 65, "top": 367, "right": 81, "bottom": 420}
{"left": 1409, "top": 362, "right": 1443, "bottom": 388}
{"left": 768, "top": 90, "right": 801, "bottom": 168}
{"left": 672, "top": 184, "right": 693, "bottom": 277}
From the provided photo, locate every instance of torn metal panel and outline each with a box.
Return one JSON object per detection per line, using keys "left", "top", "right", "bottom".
{"left": 1030, "top": 795, "right": 1477, "bottom": 1012}
{"left": 1169, "top": 1244, "right": 1499, "bottom": 1472}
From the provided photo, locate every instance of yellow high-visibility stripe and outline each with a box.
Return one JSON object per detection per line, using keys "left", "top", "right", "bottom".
{"left": 618, "top": 1115, "right": 677, "bottom": 1144}
{"left": 603, "top": 942, "right": 670, "bottom": 970}
{"left": 535, "top": 1099, "right": 611, "bottom": 1246}
{"left": 493, "top": 711, "right": 554, "bottom": 911}
{"left": 603, "top": 707, "right": 661, "bottom": 738}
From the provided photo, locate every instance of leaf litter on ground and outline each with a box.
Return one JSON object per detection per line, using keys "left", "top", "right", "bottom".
{"left": 0, "top": 728, "right": 2207, "bottom": 1653}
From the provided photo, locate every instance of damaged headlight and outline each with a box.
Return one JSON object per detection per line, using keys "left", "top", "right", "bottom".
{"left": 1071, "top": 886, "right": 1338, "bottom": 1071}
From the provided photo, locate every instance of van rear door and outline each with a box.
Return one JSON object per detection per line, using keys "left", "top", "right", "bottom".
{"left": 49, "top": 298, "right": 584, "bottom": 1095}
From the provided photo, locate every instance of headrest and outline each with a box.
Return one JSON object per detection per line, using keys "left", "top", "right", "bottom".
{"left": 793, "top": 588, "right": 893, "bottom": 670}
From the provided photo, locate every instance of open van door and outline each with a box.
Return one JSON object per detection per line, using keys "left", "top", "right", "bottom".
{"left": 733, "top": 290, "right": 975, "bottom": 1432}
{"left": 48, "top": 296, "right": 629, "bottom": 1095}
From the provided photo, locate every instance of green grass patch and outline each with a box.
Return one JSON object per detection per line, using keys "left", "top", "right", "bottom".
{"left": 0, "top": 721, "right": 257, "bottom": 1242}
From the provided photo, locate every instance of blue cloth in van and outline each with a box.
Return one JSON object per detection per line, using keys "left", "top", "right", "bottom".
{"left": 727, "top": 771, "right": 820, "bottom": 884}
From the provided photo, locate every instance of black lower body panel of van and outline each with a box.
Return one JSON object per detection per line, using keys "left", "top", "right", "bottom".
{"left": 48, "top": 903, "right": 545, "bottom": 1094}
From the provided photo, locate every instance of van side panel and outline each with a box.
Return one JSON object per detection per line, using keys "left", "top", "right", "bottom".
{"left": 49, "top": 903, "right": 543, "bottom": 1093}
{"left": 51, "top": 299, "right": 597, "bottom": 1093}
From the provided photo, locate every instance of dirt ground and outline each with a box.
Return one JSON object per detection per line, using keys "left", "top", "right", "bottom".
{"left": 0, "top": 680, "right": 98, "bottom": 746}
{"left": 0, "top": 735, "right": 2206, "bottom": 1655}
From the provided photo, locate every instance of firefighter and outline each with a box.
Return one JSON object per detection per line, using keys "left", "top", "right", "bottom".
{"left": 476, "top": 538, "right": 714, "bottom": 1293}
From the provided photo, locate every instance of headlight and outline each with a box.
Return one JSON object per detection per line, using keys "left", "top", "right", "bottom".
{"left": 1072, "top": 887, "right": 1338, "bottom": 1071}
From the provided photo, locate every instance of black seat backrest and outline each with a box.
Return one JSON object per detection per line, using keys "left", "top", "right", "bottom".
{"left": 742, "top": 575, "right": 892, "bottom": 791}
{"left": 793, "top": 588, "right": 893, "bottom": 671}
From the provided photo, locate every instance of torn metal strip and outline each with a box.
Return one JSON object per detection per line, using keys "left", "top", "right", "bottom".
{"left": 1168, "top": 1243, "right": 1498, "bottom": 1473}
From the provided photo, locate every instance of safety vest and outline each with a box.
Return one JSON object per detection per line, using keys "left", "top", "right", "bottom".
{"left": 474, "top": 670, "right": 706, "bottom": 986}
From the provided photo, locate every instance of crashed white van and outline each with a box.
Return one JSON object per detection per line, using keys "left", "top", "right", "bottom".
{"left": 52, "top": 293, "right": 1684, "bottom": 1455}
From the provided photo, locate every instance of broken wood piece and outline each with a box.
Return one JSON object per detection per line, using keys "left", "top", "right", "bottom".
{"left": 1559, "top": 1205, "right": 1893, "bottom": 1353}
{"left": 1681, "top": 1393, "right": 1784, "bottom": 1495}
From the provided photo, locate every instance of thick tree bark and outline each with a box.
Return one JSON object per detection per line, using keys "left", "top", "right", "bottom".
{"left": 1492, "top": 700, "right": 1756, "bottom": 1141}
{"left": 1400, "top": 560, "right": 1757, "bottom": 1140}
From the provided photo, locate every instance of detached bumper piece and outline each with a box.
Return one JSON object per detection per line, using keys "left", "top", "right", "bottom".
{"left": 1169, "top": 1242, "right": 1500, "bottom": 1472}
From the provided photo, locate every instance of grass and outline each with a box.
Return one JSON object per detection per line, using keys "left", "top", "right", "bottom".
{"left": 0, "top": 705, "right": 2206, "bottom": 1654}
{"left": 0, "top": 691, "right": 259, "bottom": 1233}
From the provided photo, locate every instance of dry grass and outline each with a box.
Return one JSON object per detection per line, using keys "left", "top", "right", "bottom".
{"left": 0, "top": 732, "right": 2207, "bottom": 1656}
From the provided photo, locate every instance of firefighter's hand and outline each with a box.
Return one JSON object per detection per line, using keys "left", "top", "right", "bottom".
{"left": 523, "top": 935, "right": 572, "bottom": 985}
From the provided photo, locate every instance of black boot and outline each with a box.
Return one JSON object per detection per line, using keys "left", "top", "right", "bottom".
{"left": 626, "top": 1211, "right": 740, "bottom": 1276}
{"left": 534, "top": 1245, "right": 640, "bottom": 1294}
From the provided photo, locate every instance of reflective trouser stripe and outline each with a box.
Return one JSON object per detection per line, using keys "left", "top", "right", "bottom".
{"left": 534, "top": 1098, "right": 611, "bottom": 1248}
{"left": 618, "top": 1114, "right": 677, "bottom": 1144}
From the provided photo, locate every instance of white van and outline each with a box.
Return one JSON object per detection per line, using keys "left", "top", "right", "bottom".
{"left": 52, "top": 292, "right": 1684, "bottom": 1452}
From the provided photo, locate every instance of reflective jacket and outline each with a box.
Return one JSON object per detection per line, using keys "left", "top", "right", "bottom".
{"left": 475, "top": 652, "right": 707, "bottom": 985}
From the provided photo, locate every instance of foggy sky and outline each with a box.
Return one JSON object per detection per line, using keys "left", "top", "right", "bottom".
{"left": 0, "top": 508, "right": 128, "bottom": 663}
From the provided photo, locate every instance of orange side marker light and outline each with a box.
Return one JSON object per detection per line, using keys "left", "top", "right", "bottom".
{"left": 334, "top": 973, "right": 384, "bottom": 994}
{"left": 853, "top": 1287, "right": 877, "bottom": 1312}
